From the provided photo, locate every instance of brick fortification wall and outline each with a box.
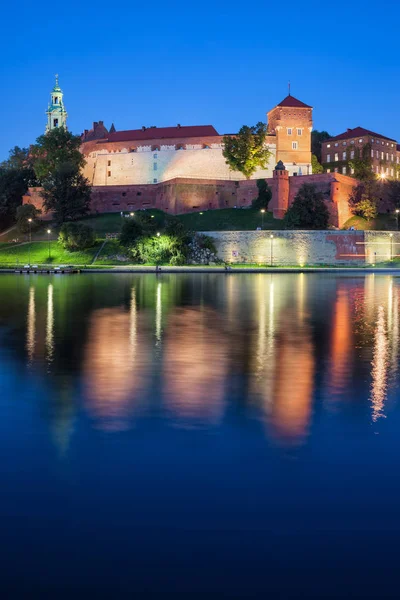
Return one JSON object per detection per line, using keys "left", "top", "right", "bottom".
{"left": 23, "top": 172, "right": 355, "bottom": 228}
{"left": 209, "top": 230, "right": 399, "bottom": 266}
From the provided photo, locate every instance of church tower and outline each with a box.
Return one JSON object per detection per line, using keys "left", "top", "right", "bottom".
{"left": 45, "top": 75, "right": 68, "bottom": 133}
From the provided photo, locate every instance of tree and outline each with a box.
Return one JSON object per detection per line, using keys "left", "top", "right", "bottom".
{"left": 41, "top": 163, "right": 91, "bottom": 225}
{"left": 30, "top": 127, "right": 85, "bottom": 183}
{"left": 311, "top": 130, "right": 331, "bottom": 163}
{"left": 0, "top": 168, "right": 34, "bottom": 230}
{"left": 251, "top": 179, "right": 272, "bottom": 210}
{"left": 349, "top": 179, "right": 381, "bottom": 221}
{"left": 386, "top": 180, "right": 400, "bottom": 210}
{"left": 284, "top": 183, "right": 330, "bottom": 229}
{"left": 349, "top": 144, "right": 374, "bottom": 181}
{"left": 223, "top": 122, "right": 271, "bottom": 179}
{"left": 311, "top": 154, "right": 324, "bottom": 174}
{"left": 16, "top": 204, "right": 42, "bottom": 233}
{"left": 58, "top": 222, "right": 96, "bottom": 251}
{"left": 119, "top": 218, "right": 144, "bottom": 247}
{"left": 0, "top": 146, "right": 33, "bottom": 171}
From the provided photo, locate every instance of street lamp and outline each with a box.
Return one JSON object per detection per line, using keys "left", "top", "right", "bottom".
{"left": 396, "top": 208, "right": 399, "bottom": 231}
{"left": 130, "top": 212, "right": 134, "bottom": 217}
{"left": 261, "top": 209, "right": 265, "bottom": 229}
{"left": 156, "top": 232, "right": 160, "bottom": 237}
{"left": 390, "top": 233, "right": 394, "bottom": 261}
{"left": 47, "top": 229, "right": 51, "bottom": 260}
{"left": 28, "top": 218, "right": 32, "bottom": 266}
{"left": 270, "top": 234, "right": 274, "bottom": 266}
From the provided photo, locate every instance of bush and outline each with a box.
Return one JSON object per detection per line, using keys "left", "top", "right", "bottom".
{"left": 16, "top": 204, "right": 42, "bottom": 233}
{"left": 58, "top": 222, "right": 96, "bottom": 251}
{"left": 251, "top": 179, "right": 272, "bottom": 210}
{"left": 284, "top": 183, "right": 330, "bottom": 230}
{"left": 134, "top": 234, "right": 184, "bottom": 265}
{"left": 119, "top": 218, "right": 144, "bottom": 247}
{"left": 196, "top": 233, "right": 217, "bottom": 254}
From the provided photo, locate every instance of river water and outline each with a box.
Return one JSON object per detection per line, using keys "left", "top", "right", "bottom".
{"left": 1, "top": 273, "right": 400, "bottom": 598}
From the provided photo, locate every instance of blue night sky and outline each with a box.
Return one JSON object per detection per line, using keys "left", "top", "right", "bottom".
{"left": 1, "top": 0, "right": 399, "bottom": 160}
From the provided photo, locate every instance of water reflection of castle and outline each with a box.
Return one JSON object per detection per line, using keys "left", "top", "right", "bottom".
{"left": 19, "top": 273, "right": 400, "bottom": 450}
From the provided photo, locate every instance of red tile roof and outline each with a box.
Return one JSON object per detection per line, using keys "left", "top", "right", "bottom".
{"left": 276, "top": 95, "right": 312, "bottom": 108}
{"left": 106, "top": 125, "right": 219, "bottom": 143}
{"left": 327, "top": 127, "right": 396, "bottom": 143}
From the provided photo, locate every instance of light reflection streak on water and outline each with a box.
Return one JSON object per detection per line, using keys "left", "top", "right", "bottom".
{"left": 155, "top": 281, "right": 162, "bottom": 347}
{"left": 371, "top": 305, "right": 388, "bottom": 422}
{"left": 130, "top": 287, "right": 137, "bottom": 360}
{"left": 26, "top": 286, "right": 35, "bottom": 365}
{"left": 46, "top": 283, "right": 54, "bottom": 368}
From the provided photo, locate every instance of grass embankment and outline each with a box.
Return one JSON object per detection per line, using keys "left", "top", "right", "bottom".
{"left": 0, "top": 241, "right": 101, "bottom": 267}
{"left": 342, "top": 214, "right": 398, "bottom": 231}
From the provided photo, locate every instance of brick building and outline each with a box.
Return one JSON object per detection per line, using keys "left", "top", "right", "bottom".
{"left": 321, "top": 127, "right": 400, "bottom": 178}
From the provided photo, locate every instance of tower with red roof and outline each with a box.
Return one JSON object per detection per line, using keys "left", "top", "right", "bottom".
{"left": 267, "top": 94, "right": 313, "bottom": 174}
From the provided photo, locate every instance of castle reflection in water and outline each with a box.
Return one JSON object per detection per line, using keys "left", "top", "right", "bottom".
{"left": 2, "top": 273, "right": 398, "bottom": 450}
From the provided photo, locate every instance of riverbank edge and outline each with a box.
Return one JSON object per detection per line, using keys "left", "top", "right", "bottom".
{"left": 2, "top": 266, "right": 400, "bottom": 274}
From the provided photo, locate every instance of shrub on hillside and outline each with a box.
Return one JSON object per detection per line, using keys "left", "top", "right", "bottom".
{"left": 284, "top": 183, "right": 330, "bottom": 230}
{"left": 251, "top": 179, "right": 272, "bottom": 210}
{"left": 16, "top": 204, "right": 42, "bottom": 233}
{"left": 119, "top": 218, "right": 144, "bottom": 247}
{"left": 58, "top": 222, "right": 96, "bottom": 251}
{"left": 134, "top": 234, "right": 184, "bottom": 265}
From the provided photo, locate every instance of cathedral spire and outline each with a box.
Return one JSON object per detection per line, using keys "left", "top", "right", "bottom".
{"left": 45, "top": 75, "right": 68, "bottom": 133}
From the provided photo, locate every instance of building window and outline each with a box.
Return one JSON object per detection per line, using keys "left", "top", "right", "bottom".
{"left": 343, "top": 151, "right": 347, "bottom": 160}
{"left": 371, "top": 149, "right": 374, "bottom": 158}
{"left": 53, "top": 118, "right": 58, "bottom": 127}
{"left": 297, "top": 128, "right": 302, "bottom": 136}
{"left": 108, "top": 160, "right": 111, "bottom": 166}
{"left": 391, "top": 168, "right": 394, "bottom": 177}
{"left": 343, "top": 142, "right": 347, "bottom": 146}
{"left": 154, "top": 153, "right": 158, "bottom": 158}
{"left": 327, "top": 154, "right": 331, "bottom": 163}
{"left": 292, "top": 141, "right": 298, "bottom": 150}
{"left": 376, "top": 151, "right": 379, "bottom": 158}
{"left": 108, "top": 171, "right": 111, "bottom": 177}
{"left": 327, "top": 169, "right": 331, "bottom": 173}
{"left": 372, "top": 139, "right": 374, "bottom": 143}
{"left": 351, "top": 150, "right": 355, "bottom": 159}
{"left": 382, "top": 152, "right": 384, "bottom": 160}
{"left": 391, "top": 154, "right": 394, "bottom": 162}
{"left": 153, "top": 163, "right": 157, "bottom": 170}
{"left": 153, "top": 178, "right": 158, "bottom": 183}
{"left": 359, "top": 139, "right": 363, "bottom": 143}
{"left": 287, "top": 128, "right": 292, "bottom": 135}
{"left": 351, "top": 167, "right": 355, "bottom": 175}
{"left": 334, "top": 153, "right": 339, "bottom": 161}
{"left": 54, "top": 97, "right": 59, "bottom": 104}
{"left": 335, "top": 143, "right": 339, "bottom": 147}
{"left": 327, "top": 144, "right": 331, "bottom": 148}
{"left": 391, "top": 144, "right": 394, "bottom": 148}
{"left": 386, "top": 153, "right": 389, "bottom": 161}
{"left": 334, "top": 167, "right": 339, "bottom": 173}
{"left": 342, "top": 166, "right": 347, "bottom": 174}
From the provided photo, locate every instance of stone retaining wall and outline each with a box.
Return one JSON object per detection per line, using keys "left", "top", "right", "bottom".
{"left": 208, "top": 230, "right": 400, "bottom": 266}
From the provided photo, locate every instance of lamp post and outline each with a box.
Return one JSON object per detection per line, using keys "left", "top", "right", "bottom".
{"left": 270, "top": 234, "right": 274, "bottom": 267}
{"left": 396, "top": 208, "right": 399, "bottom": 231}
{"left": 47, "top": 229, "right": 51, "bottom": 260}
{"left": 261, "top": 209, "right": 265, "bottom": 229}
{"left": 28, "top": 218, "right": 32, "bottom": 266}
{"left": 130, "top": 212, "right": 134, "bottom": 217}
{"left": 390, "top": 233, "right": 393, "bottom": 261}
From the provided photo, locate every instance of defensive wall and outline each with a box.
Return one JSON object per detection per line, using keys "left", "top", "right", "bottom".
{"left": 209, "top": 230, "right": 400, "bottom": 266}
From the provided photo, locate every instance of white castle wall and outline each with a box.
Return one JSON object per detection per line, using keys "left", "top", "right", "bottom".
{"left": 82, "top": 144, "right": 308, "bottom": 185}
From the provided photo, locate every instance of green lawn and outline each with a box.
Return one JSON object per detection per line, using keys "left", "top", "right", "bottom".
{"left": 342, "top": 214, "right": 399, "bottom": 231}
{"left": 177, "top": 208, "right": 280, "bottom": 231}
{"left": 0, "top": 241, "right": 100, "bottom": 266}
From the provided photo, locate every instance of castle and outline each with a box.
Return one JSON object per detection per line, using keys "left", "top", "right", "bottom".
{"left": 24, "top": 77, "right": 356, "bottom": 227}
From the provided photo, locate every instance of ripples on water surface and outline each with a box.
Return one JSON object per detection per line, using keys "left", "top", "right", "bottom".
{"left": 1, "top": 273, "right": 400, "bottom": 598}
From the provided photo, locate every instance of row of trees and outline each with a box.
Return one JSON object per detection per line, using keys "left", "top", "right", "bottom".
{"left": 0, "top": 128, "right": 90, "bottom": 231}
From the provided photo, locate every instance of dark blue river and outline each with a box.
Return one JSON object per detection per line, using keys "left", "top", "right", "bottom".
{"left": 1, "top": 273, "right": 399, "bottom": 598}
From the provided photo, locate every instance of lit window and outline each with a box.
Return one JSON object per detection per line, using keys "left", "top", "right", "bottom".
{"left": 327, "top": 168, "right": 331, "bottom": 173}
{"left": 391, "top": 154, "right": 394, "bottom": 162}
{"left": 287, "top": 128, "right": 292, "bottom": 135}
{"left": 391, "top": 144, "right": 394, "bottom": 148}
{"left": 391, "top": 168, "right": 394, "bottom": 177}
{"left": 342, "top": 166, "right": 347, "bottom": 174}
{"left": 351, "top": 167, "right": 355, "bottom": 175}
{"left": 351, "top": 150, "right": 355, "bottom": 159}
{"left": 386, "top": 153, "right": 389, "bottom": 161}
{"left": 292, "top": 141, "right": 298, "bottom": 150}
{"left": 351, "top": 140, "right": 355, "bottom": 144}
{"left": 382, "top": 152, "right": 384, "bottom": 160}
{"left": 335, "top": 143, "right": 339, "bottom": 147}
{"left": 327, "top": 154, "right": 331, "bottom": 163}
{"left": 327, "top": 144, "right": 331, "bottom": 148}
{"left": 359, "top": 139, "right": 363, "bottom": 143}
{"left": 376, "top": 151, "right": 379, "bottom": 158}
{"left": 297, "top": 128, "right": 302, "bottom": 135}
{"left": 372, "top": 139, "right": 374, "bottom": 142}
{"left": 343, "top": 151, "right": 347, "bottom": 160}
{"left": 334, "top": 153, "right": 339, "bottom": 161}
{"left": 343, "top": 142, "right": 347, "bottom": 146}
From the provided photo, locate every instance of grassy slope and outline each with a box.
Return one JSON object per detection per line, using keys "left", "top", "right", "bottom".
{"left": 0, "top": 241, "right": 100, "bottom": 266}
{"left": 342, "top": 214, "right": 398, "bottom": 231}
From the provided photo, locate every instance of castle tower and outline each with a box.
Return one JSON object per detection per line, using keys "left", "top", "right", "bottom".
{"left": 270, "top": 160, "right": 290, "bottom": 219}
{"left": 45, "top": 75, "right": 68, "bottom": 133}
{"left": 267, "top": 95, "right": 312, "bottom": 174}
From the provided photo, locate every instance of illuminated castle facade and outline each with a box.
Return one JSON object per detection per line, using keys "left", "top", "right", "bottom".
{"left": 80, "top": 95, "right": 313, "bottom": 186}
